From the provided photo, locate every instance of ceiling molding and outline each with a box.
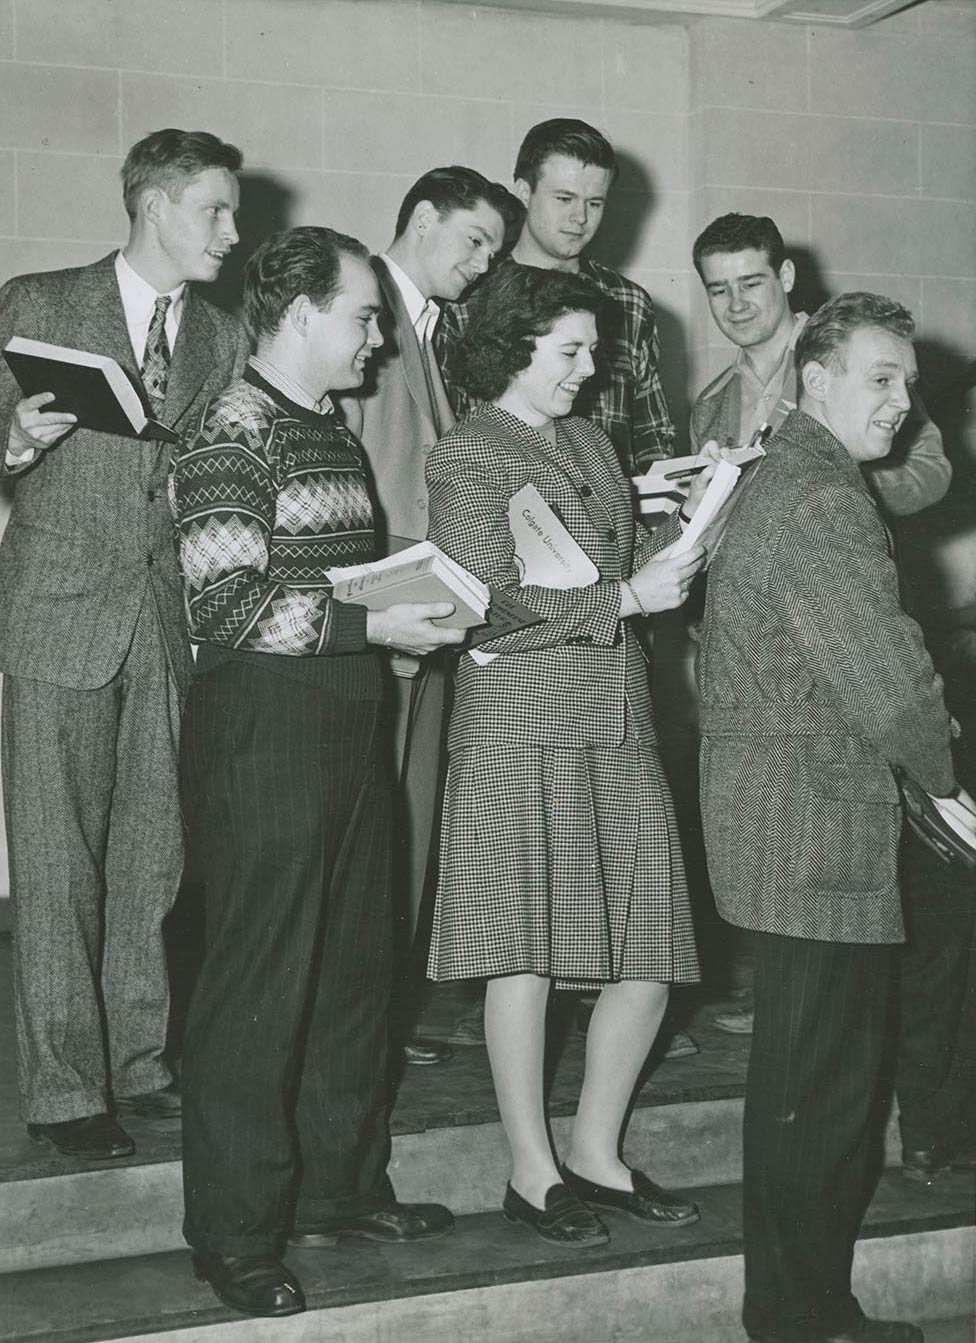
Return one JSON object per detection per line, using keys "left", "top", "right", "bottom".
{"left": 429, "top": 0, "right": 918, "bottom": 26}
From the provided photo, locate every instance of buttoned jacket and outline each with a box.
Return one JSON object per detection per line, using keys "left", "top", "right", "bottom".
{"left": 0, "top": 253, "right": 249, "bottom": 692}
{"left": 426, "top": 403, "right": 679, "bottom": 753}
{"left": 697, "top": 410, "right": 955, "bottom": 945}
{"left": 339, "top": 256, "right": 454, "bottom": 552}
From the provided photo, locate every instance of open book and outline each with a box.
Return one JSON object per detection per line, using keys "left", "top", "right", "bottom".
{"left": 470, "top": 483, "right": 599, "bottom": 666}
{"left": 3, "top": 336, "right": 178, "bottom": 444}
{"left": 660, "top": 452, "right": 766, "bottom": 567}
{"left": 328, "top": 542, "right": 490, "bottom": 630}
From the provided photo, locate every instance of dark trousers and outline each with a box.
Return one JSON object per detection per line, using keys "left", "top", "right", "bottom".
{"left": 742, "top": 930, "right": 893, "bottom": 1343}
{"left": 179, "top": 660, "right": 394, "bottom": 1257}
{"left": 895, "top": 829, "right": 976, "bottom": 1155}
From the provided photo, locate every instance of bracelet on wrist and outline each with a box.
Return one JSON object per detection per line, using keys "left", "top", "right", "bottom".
{"left": 622, "top": 578, "right": 648, "bottom": 617}
{"left": 678, "top": 503, "right": 692, "bottom": 524}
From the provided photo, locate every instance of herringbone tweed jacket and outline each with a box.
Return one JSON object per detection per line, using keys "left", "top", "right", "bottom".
{"left": 697, "top": 410, "right": 955, "bottom": 945}
{"left": 426, "top": 402, "right": 680, "bottom": 753}
{"left": 0, "top": 253, "right": 249, "bottom": 692}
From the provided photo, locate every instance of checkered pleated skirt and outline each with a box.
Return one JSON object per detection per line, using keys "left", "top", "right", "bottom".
{"left": 427, "top": 708, "right": 700, "bottom": 990}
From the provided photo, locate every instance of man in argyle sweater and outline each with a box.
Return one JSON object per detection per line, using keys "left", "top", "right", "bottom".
{"left": 170, "top": 226, "right": 462, "bottom": 1319}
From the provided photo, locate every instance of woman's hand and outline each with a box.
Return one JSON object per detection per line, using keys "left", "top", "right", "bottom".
{"left": 621, "top": 545, "right": 707, "bottom": 616}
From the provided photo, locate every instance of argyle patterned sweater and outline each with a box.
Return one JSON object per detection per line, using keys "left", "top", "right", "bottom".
{"left": 170, "top": 367, "right": 382, "bottom": 695}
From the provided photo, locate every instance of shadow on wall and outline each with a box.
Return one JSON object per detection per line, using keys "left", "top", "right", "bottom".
{"left": 207, "top": 172, "right": 297, "bottom": 320}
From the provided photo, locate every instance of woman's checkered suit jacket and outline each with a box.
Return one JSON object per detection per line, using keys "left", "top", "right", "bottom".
{"left": 426, "top": 402, "right": 680, "bottom": 754}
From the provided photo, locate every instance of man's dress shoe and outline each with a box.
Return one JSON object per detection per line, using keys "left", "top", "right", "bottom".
{"left": 114, "top": 1085, "right": 182, "bottom": 1120}
{"left": 749, "top": 1319, "right": 924, "bottom": 1343}
{"left": 562, "top": 1164, "right": 700, "bottom": 1226}
{"left": 402, "top": 1037, "right": 453, "bottom": 1066}
{"left": 901, "top": 1147, "right": 953, "bottom": 1184}
{"left": 290, "top": 1200, "right": 454, "bottom": 1246}
{"left": 502, "top": 1182, "right": 609, "bottom": 1247}
{"left": 27, "top": 1114, "right": 135, "bottom": 1161}
{"left": 191, "top": 1250, "right": 305, "bottom": 1317}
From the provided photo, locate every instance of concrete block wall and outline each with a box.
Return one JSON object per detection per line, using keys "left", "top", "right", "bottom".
{"left": 0, "top": 0, "right": 975, "bottom": 897}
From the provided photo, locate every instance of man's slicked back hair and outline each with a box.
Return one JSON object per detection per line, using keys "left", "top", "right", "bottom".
{"left": 243, "top": 225, "right": 370, "bottom": 344}
{"left": 514, "top": 119, "right": 618, "bottom": 189}
{"left": 692, "top": 213, "right": 786, "bottom": 279}
{"left": 121, "top": 128, "right": 243, "bottom": 220}
{"left": 795, "top": 291, "right": 915, "bottom": 377}
{"left": 393, "top": 165, "right": 520, "bottom": 239}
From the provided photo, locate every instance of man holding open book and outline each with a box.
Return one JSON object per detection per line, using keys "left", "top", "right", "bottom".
{"left": 0, "top": 128, "right": 249, "bottom": 1162}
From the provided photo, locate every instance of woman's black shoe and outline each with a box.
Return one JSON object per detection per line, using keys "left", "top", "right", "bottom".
{"left": 502, "top": 1181, "right": 609, "bottom": 1246}
{"left": 561, "top": 1164, "right": 700, "bottom": 1226}
{"left": 191, "top": 1251, "right": 305, "bottom": 1317}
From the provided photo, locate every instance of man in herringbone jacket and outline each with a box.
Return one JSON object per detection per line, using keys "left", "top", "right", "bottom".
{"left": 0, "top": 130, "right": 249, "bottom": 1161}
{"left": 698, "top": 293, "right": 959, "bottom": 1343}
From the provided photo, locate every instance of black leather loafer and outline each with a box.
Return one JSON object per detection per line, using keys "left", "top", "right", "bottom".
{"left": 290, "top": 1200, "right": 454, "bottom": 1247}
{"left": 901, "top": 1148, "right": 952, "bottom": 1184}
{"left": 562, "top": 1164, "right": 700, "bottom": 1226}
{"left": 502, "top": 1181, "right": 609, "bottom": 1246}
{"left": 114, "top": 1085, "right": 182, "bottom": 1120}
{"left": 27, "top": 1114, "right": 135, "bottom": 1161}
{"left": 403, "top": 1038, "right": 454, "bottom": 1066}
{"left": 191, "top": 1250, "right": 305, "bottom": 1317}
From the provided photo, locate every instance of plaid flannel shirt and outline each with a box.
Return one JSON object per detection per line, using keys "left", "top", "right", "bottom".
{"left": 435, "top": 254, "right": 676, "bottom": 475}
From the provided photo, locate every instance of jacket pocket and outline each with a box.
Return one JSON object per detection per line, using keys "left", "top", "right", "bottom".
{"left": 795, "top": 739, "right": 900, "bottom": 894}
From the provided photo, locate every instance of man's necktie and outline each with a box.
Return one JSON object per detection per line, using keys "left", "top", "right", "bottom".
{"left": 141, "top": 295, "right": 172, "bottom": 419}
{"left": 416, "top": 301, "right": 445, "bottom": 437}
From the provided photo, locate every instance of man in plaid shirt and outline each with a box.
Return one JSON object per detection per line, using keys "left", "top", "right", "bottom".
{"left": 436, "top": 118, "right": 676, "bottom": 475}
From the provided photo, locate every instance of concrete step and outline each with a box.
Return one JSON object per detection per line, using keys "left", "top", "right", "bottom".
{"left": 2, "top": 1173, "right": 972, "bottom": 1343}
{"left": 0, "top": 1095, "right": 908, "bottom": 1274}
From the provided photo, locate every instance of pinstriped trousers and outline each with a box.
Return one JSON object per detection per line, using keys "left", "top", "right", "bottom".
{"left": 179, "top": 659, "right": 395, "bottom": 1257}
{"left": 1, "top": 596, "right": 182, "bottom": 1123}
{"left": 742, "top": 930, "right": 893, "bottom": 1343}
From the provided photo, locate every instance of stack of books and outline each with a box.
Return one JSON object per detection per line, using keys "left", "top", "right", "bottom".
{"left": 327, "top": 542, "right": 491, "bottom": 631}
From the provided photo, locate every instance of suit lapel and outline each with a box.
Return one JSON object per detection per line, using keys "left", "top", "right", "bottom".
{"left": 64, "top": 253, "right": 141, "bottom": 378}
{"left": 165, "top": 288, "right": 215, "bottom": 428}
{"left": 375, "top": 258, "right": 450, "bottom": 436}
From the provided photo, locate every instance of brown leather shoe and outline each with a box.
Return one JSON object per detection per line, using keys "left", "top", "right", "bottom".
{"left": 291, "top": 1200, "right": 454, "bottom": 1246}
{"left": 191, "top": 1250, "right": 305, "bottom": 1317}
{"left": 27, "top": 1114, "right": 135, "bottom": 1161}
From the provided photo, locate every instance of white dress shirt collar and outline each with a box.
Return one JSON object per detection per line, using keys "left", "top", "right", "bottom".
{"left": 379, "top": 253, "right": 440, "bottom": 343}
{"left": 115, "top": 250, "right": 186, "bottom": 365}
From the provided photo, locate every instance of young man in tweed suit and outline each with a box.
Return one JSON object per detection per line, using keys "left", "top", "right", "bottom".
{"left": 0, "top": 129, "right": 249, "bottom": 1161}
{"left": 697, "top": 292, "right": 963, "bottom": 1343}
{"left": 171, "top": 226, "right": 460, "bottom": 1319}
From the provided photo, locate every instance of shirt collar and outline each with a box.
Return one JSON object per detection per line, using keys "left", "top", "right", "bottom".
{"left": 735, "top": 311, "right": 808, "bottom": 390}
{"left": 248, "top": 355, "right": 334, "bottom": 415}
{"left": 379, "top": 253, "right": 439, "bottom": 337}
{"left": 115, "top": 249, "right": 186, "bottom": 318}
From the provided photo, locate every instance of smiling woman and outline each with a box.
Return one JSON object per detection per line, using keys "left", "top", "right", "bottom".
{"left": 424, "top": 262, "right": 712, "bottom": 1248}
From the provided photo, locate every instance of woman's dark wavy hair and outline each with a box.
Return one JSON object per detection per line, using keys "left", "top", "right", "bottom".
{"left": 455, "top": 265, "right": 605, "bottom": 403}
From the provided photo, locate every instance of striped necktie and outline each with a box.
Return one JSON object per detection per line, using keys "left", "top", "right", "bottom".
{"left": 141, "top": 295, "right": 172, "bottom": 418}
